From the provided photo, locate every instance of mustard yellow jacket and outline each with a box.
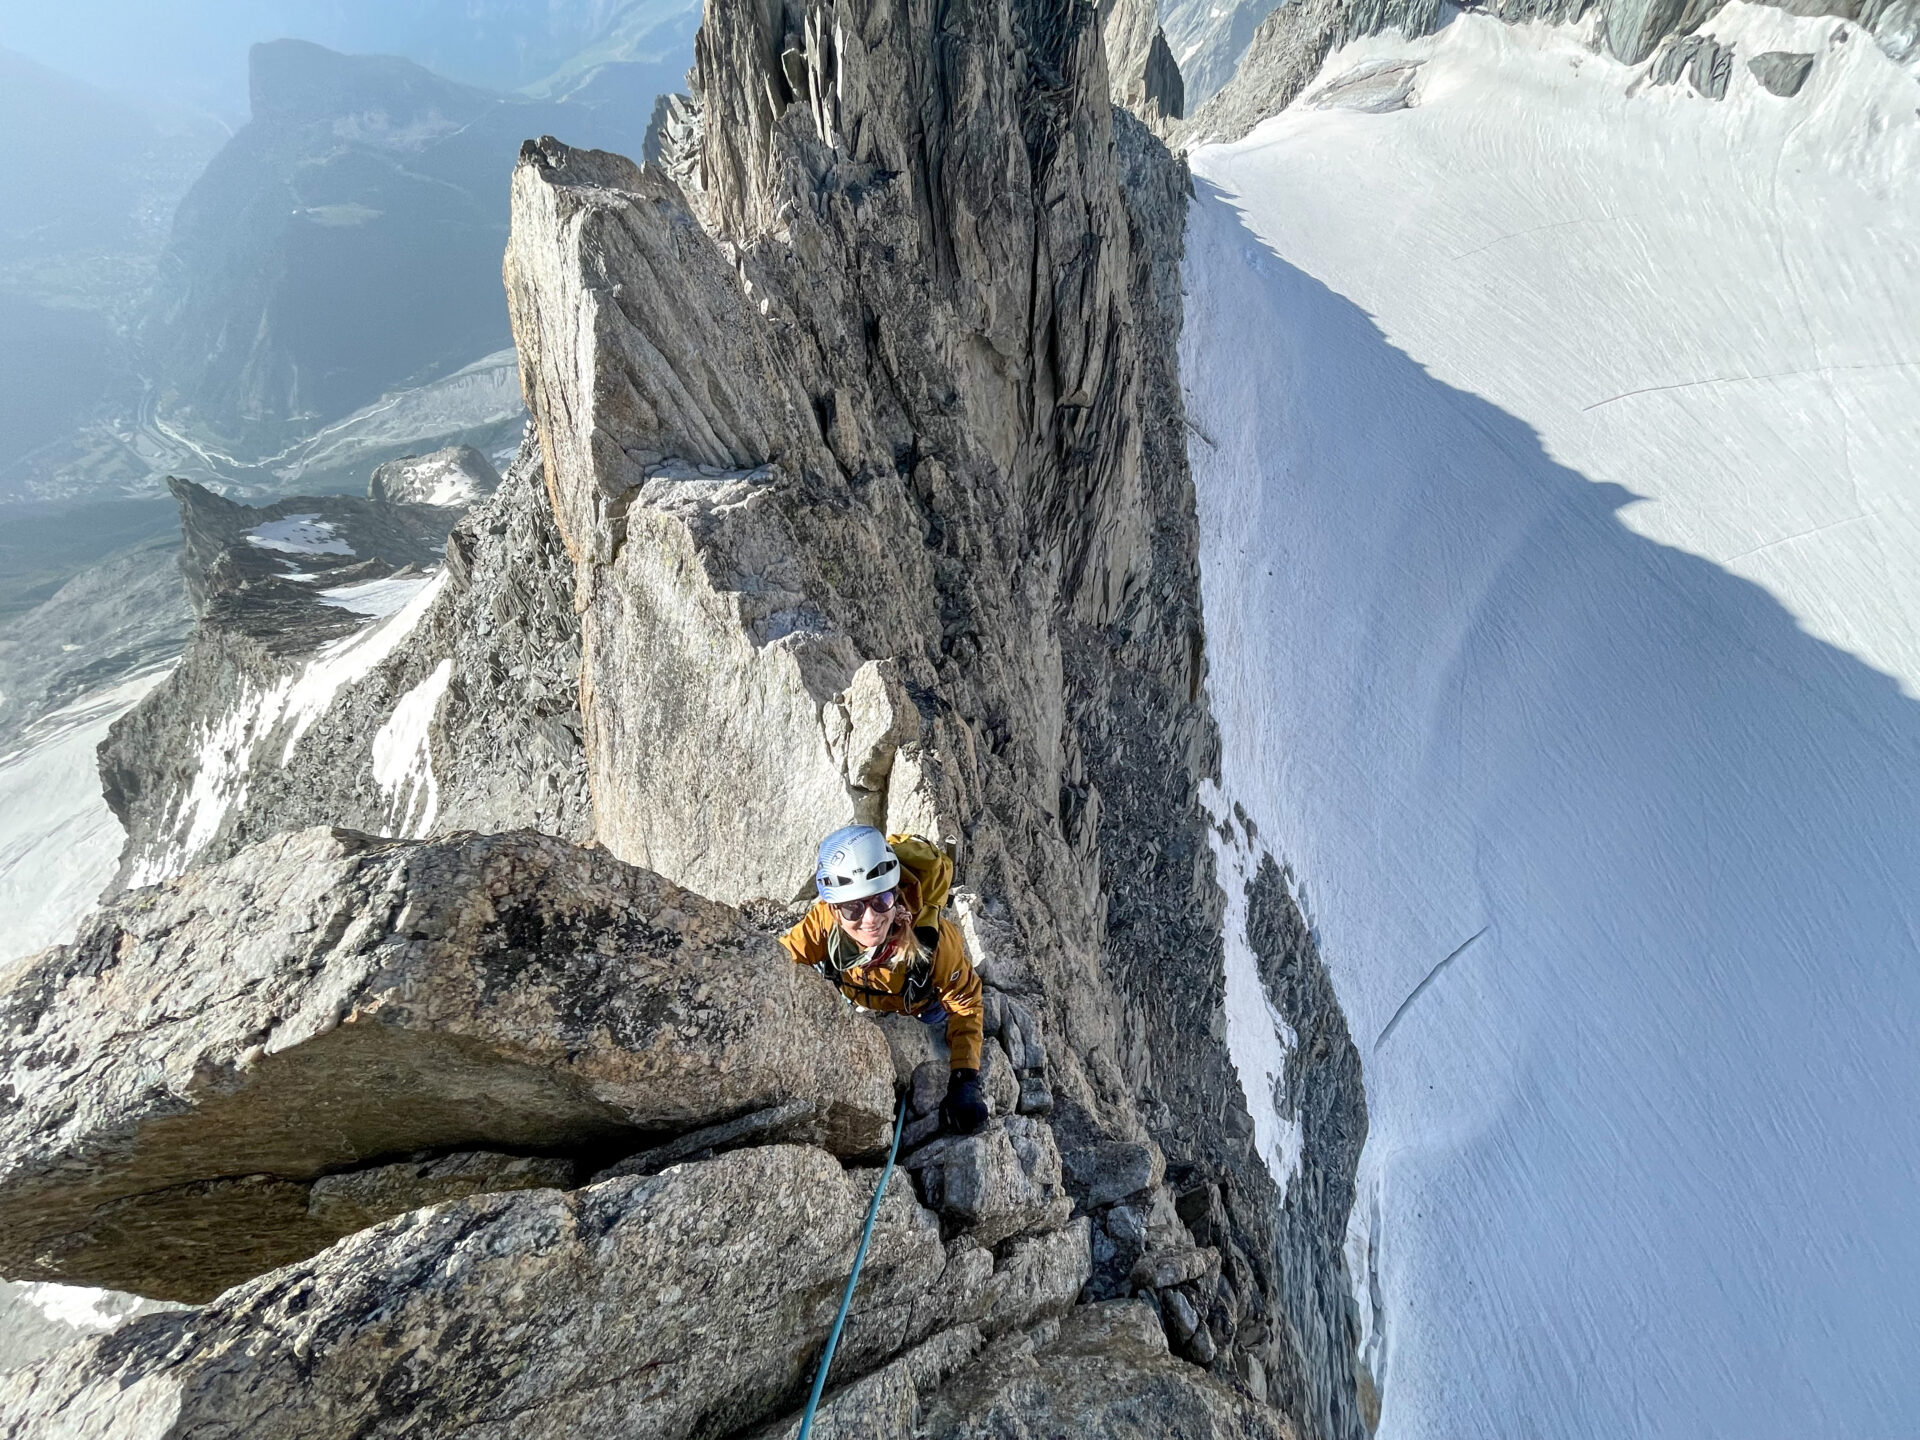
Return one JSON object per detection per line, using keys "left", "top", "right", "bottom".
{"left": 779, "top": 899, "right": 984, "bottom": 1070}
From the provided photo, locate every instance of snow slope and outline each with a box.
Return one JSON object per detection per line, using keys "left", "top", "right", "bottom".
{"left": 0, "top": 670, "right": 168, "bottom": 966}
{"left": 1183, "top": 10, "right": 1920, "bottom": 1437}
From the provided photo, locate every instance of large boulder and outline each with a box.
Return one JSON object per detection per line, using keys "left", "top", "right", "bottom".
{"left": 0, "top": 828, "right": 894, "bottom": 1301}
{"left": 0, "top": 1146, "right": 977, "bottom": 1440}
{"left": 918, "top": 1299, "right": 1295, "bottom": 1439}
{"left": 907, "top": 1119, "right": 1074, "bottom": 1248}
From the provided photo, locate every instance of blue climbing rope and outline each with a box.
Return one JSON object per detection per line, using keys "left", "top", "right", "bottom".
{"left": 797, "top": 1091, "right": 911, "bottom": 1440}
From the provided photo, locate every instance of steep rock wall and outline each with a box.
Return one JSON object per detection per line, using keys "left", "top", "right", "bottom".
{"left": 502, "top": 0, "right": 1368, "bottom": 1430}
{"left": 7, "top": 0, "right": 1377, "bottom": 1429}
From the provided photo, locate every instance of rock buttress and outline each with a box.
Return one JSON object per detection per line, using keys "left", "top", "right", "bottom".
{"left": 502, "top": 0, "right": 1367, "bottom": 1431}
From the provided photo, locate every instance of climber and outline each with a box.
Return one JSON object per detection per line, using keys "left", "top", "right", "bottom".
{"left": 780, "top": 825, "right": 990, "bottom": 1135}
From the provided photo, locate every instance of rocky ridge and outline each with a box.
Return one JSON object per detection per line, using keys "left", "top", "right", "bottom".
{"left": 1103, "top": 0, "right": 1190, "bottom": 124}
{"left": 0, "top": 0, "right": 1373, "bottom": 1430}
{"left": 101, "top": 433, "right": 592, "bottom": 890}
{"left": 367, "top": 444, "right": 502, "bottom": 508}
{"left": 499, "top": 0, "right": 1368, "bottom": 1414}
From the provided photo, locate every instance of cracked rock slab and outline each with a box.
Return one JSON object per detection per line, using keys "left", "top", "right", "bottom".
{"left": 0, "top": 1146, "right": 950, "bottom": 1440}
{"left": 918, "top": 1299, "right": 1295, "bottom": 1439}
{"left": 908, "top": 1118, "right": 1072, "bottom": 1248}
{"left": 0, "top": 827, "right": 893, "bottom": 1301}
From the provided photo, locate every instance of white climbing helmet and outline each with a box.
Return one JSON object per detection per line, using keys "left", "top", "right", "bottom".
{"left": 814, "top": 825, "right": 900, "bottom": 903}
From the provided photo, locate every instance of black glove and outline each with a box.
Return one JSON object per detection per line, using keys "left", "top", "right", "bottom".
{"left": 941, "top": 1068, "right": 990, "bottom": 1135}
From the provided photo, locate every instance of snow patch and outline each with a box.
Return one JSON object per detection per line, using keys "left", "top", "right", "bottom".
{"left": 317, "top": 571, "right": 437, "bottom": 619}
{"left": 420, "top": 474, "right": 481, "bottom": 507}
{"left": 126, "top": 672, "right": 292, "bottom": 890}
{"left": 371, "top": 658, "right": 452, "bottom": 837}
{"left": 279, "top": 568, "right": 449, "bottom": 762}
{"left": 14, "top": 1284, "right": 129, "bottom": 1334}
{"left": 244, "top": 515, "right": 354, "bottom": 556}
{"left": 1202, "top": 781, "right": 1305, "bottom": 1192}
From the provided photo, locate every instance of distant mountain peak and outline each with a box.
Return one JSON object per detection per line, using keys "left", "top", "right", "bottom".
{"left": 247, "top": 38, "right": 498, "bottom": 128}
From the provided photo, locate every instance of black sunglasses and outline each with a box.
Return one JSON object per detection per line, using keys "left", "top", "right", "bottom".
{"left": 831, "top": 890, "right": 897, "bottom": 919}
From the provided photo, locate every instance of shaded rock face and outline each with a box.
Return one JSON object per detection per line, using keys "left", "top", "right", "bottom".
{"left": 0, "top": 827, "right": 893, "bottom": 1302}
{"left": 0, "top": 1146, "right": 1093, "bottom": 1440}
{"left": 1748, "top": 47, "right": 1817, "bottom": 92}
{"left": 304, "top": 1151, "right": 577, "bottom": 1233}
{"left": 1145, "top": 29, "right": 1191, "bottom": 120}
{"left": 101, "top": 435, "right": 591, "bottom": 890}
{"left": 1103, "top": 0, "right": 1188, "bottom": 125}
{"left": 367, "top": 444, "right": 503, "bottom": 507}
{"left": 1231, "top": 859, "right": 1368, "bottom": 1440}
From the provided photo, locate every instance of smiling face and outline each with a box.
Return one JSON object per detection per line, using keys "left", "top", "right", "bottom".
{"left": 833, "top": 890, "right": 898, "bottom": 950}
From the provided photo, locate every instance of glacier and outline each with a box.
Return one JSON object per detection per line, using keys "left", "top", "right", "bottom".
{"left": 1185, "top": 7, "right": 1920, "bottom": 1437}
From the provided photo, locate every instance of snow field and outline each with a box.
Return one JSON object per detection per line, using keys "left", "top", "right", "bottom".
{"left": 319, "top": 570, "right": 438, "bottom": 618}
{"left": 372, "top": 657, "right": 453, "bottom": 837}
{"left": 244, "top": 515, "right": 354, "bottom": 556}
{"left": 1185, "top": 10, "right": 1920, "bottom": 1439}
{"left": 0, "top": 671, "right": 170, "bottom": 964}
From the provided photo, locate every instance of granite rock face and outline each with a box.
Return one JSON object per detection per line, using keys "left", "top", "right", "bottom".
{"left": 1103, "top": 0, "right": 1188, "bottom": 124}
{"left": 0, "top": 1146, "right": 1070, "bottom": 1440}
{"left": 101, "top": 434, "right": 591, "bottom": 890}
{"left": 907, "top": 1118, "right": 1074, "bottom": 1247}
{"left": 4, "top": 0, "right": 1378, "bottom": 1427}
{"left": 920, "top": 1299, "right": 1297, "bottom": 1438}
{"left": 0, "top": 827, "right": 893, "bottom": 1301}
{"left": 492, "top": 0, "right": 1367, "bottom": 1425}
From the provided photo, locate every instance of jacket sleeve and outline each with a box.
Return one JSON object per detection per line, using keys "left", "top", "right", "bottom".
{"left": 779, "top": 902, "right": 837, "bottom": 967}
{"left": 932, "top": 919, "right": 984, "bottom": 1071}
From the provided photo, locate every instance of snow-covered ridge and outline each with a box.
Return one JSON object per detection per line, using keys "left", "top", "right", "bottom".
{"left": 1187, "top": 9, "right": 1920, "bottom": 1437}
{"left": 128, "top": 570, "right": 451, "bottom": 889}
